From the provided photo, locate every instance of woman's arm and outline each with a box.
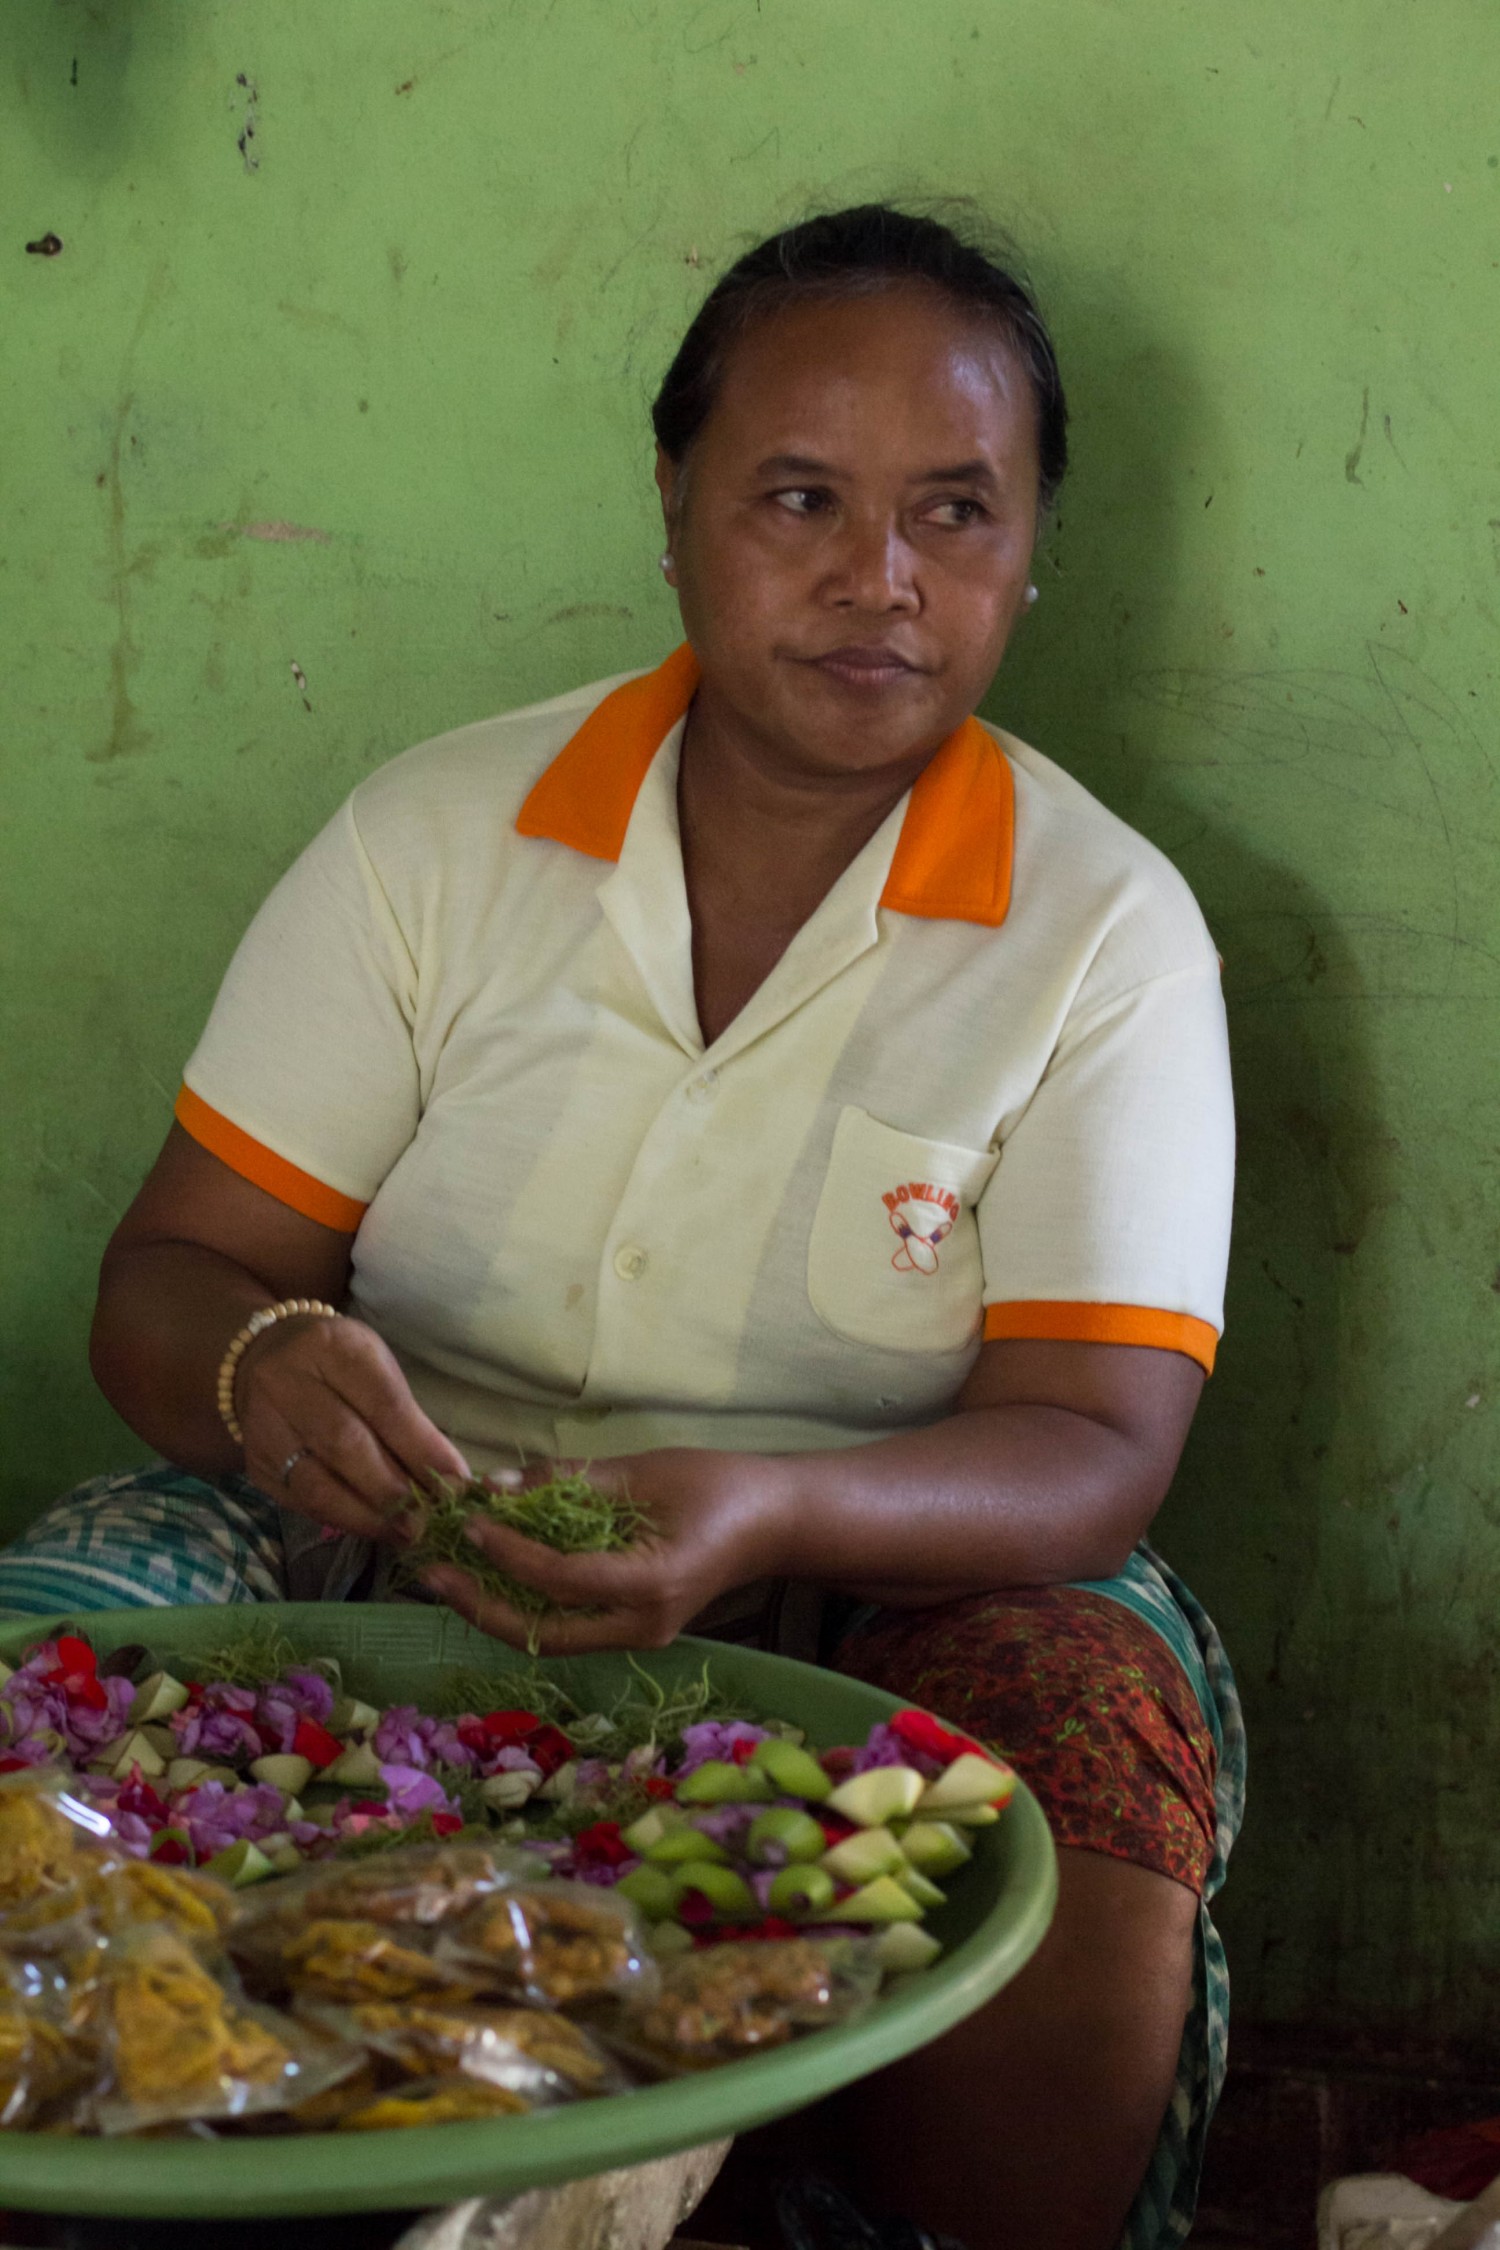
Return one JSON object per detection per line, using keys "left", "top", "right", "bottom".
{"left": 92, "top": 1126, "right": 469, "bottom": 1541}
{"left": 422, "top": 1335, "right": 1204, "bottom": 1651}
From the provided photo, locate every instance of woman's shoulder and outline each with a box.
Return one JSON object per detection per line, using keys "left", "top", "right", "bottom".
{"left": 985, "top": 723, "right": 1220, "bottom": 980}
{"left": 349, "top": 666, "right": 637, "bottom": 843}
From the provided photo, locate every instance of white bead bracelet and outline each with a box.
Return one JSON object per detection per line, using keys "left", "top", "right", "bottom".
{"left": 215, "top": 1299, "right": 340, "bottom": 1444}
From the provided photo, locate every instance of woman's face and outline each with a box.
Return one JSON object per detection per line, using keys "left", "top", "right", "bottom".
{"left": 658, "top": 284, "right": 1042, "bottom": 783}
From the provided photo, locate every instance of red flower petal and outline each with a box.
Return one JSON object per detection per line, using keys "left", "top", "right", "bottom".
{"left": 642, "top": 1775, "right": 676, "bottom": 1801}
{"left": 54, "top": 1636, "right": 98, "bottom": 1677}
{"left": 526, "top": 1723, "right": 573, "bottom": 1779}
{"left": 890, "top": 1708, "right": 976, "bottom": 1763}
{"left": 729, "top": 1738, "right": 758, "bottom": 1766}
{"left": 572, "top": 1820, "right": 632, "bottom": 1866}
{"left": 479, "top": 1710, "right": 544, "bottom": 1745}
{"left": 291, "top": 1717, "right": 343, "bottom": 1769}
{"left": 676, "top": 1888, "right": 714, "bottom": 1925}
{"left": 430, "top": 1812, "right": 464, "bottom": 1838}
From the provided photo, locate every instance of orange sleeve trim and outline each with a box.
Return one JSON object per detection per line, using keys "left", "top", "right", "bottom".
{"left": 880, "top": 716, "right": 1013, "bottom": 928}
{"left": 516, "top": 643, "right": 701, "bottom": 862}
{"left": 175, "top": 1086, "right": 368, "bottom": 1233}
{"left": 982, "top": 1300, "right": 1219, "bottom": 1374}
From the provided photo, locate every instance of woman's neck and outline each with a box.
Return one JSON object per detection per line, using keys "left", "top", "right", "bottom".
{"left": 675, "top": 687, "right": 922, "bottom": 1047}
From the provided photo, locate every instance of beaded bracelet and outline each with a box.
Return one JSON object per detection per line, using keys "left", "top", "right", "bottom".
{"left": 215, "top": 1299, "right": 340, "bottom": 1444}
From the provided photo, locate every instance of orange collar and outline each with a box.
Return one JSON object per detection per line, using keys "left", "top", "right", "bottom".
{"left": 516, "top": 644, "right": 1013, "bottom": 927}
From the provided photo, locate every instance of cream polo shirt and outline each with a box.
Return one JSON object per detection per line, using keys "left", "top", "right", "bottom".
{"left": 179, "top": 644, "right": 1234, "bottom": 1470}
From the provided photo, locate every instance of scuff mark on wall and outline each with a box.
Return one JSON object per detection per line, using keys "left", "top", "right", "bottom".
{"left": 289, "top": 660, "right": 312, "bottom": 712}
{"left": 1345, "top": 385, "right": 1370, "bottom": 484}
{"left": 234, "top": 73, "right": 260, "bottom": 172}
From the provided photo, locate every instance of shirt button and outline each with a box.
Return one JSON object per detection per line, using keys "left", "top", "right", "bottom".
{"left": 686, "top": 1069, "right": 720, "bottom": 1104}
{"left": 613, "top": 1244, "right": 648, "bottom": 1282}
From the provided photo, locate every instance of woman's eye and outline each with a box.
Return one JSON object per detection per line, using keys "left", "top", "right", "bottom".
{"left": 925, "top": 497, "right": 988, "bottom": 528}
{"left": 772, "top": 487, "right": 830, "bottom": 517}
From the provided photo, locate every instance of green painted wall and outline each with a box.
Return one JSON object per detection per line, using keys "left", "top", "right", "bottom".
{"left": 4, "top": 0, "right": 1497, "bottom": 2044}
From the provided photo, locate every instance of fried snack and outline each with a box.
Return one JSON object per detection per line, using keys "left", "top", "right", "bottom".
{"left": 281, "top": 1919, "right": 474, "bottom": 2006}
{"left": 620, "top": 1938, "right": 880, "bottom": 2070}
{"left": 336, "top": 2077, "right": 530, "bottom": 2132}
{"left": 0, "top": 1979, "right": 87, "bottom": 2127}
{"left": 287, "top": 2059, "right": 381, "bottom": 2130}
{"left": 341, "top": 1997, "right": 620, "bottom": 2097}
{"left": 92, "top": 1929, "right": 355, "bottom": 2133}
{"left": 445, "top": 1883, "right": 655, "bottom": 2009}
{"left": 83, "top": 1861, "right": 233, "bottom": 1945}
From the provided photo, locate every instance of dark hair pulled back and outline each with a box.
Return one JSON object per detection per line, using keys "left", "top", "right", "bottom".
{"left": 651, "top": 202, "right": 1068, "bottom": 515}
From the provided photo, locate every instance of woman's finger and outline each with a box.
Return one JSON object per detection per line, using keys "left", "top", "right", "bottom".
{"left": 314, "top": 1326, "right": 471, "bottom": 1483}
{"left": 420, "top": 1565, "right": 662, "bottom": 1654}
{"left": 242, "top": 1406, "right": 397, "bottom": 1544}
{"left": 244, "top": 1317, "right": 470, "bottom": 1486}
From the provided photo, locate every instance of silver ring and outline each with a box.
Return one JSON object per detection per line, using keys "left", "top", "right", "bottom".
{"left": 279, "top": 1447, "right": 313, "bottom": 1487}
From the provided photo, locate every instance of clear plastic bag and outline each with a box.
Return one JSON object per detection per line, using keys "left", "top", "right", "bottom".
{"left": 0, "top": 1953, "right": 93, "bottom": 2128}
{"left": 440, "top": 1880, "right": 659, "bottom": 2011}
{"left": 86, "top": 1925, "right": 361, "bottom": 2136}
{"left": 304, "top": 1994, "right": 628, "bottom": 2101}
{"left": 609, "top": 1935, "right": 882, "bottom": 2073}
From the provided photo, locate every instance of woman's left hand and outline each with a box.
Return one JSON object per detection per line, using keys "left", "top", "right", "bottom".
{"left": 416, "top": 1449, "right": 790, "bottom": 1653}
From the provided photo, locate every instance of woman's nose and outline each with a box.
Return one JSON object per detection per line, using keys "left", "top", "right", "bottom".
{"left": 826, "top": 518, "right": 919, "bottom": 610}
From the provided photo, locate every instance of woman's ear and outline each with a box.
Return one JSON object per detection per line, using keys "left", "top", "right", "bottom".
{"left": 654, "top": 445, "right": 682, "bottom": 587}
{"left": 654, "top": 444, "right": 681, "bottom": 539}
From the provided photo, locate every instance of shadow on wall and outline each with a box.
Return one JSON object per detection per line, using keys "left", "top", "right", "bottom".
{"left": 987, "top": 264, "right": 1399, "bottom": 2024}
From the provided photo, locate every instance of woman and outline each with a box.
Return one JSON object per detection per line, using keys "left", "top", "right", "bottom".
{"left": 3, "top": 207, "right": 1240, "bottom": 2250}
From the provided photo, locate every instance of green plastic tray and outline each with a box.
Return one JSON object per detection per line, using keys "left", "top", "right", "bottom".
{"left": 0, "top": 1603, "right": 1056, "bottom": 2218}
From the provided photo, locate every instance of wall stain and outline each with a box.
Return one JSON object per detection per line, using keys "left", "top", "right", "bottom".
{"left": 388, "top": 246, "right": 408, "bottom": 285}
{"left": 546, "top": 602, "right": 634, "bottom": 624}
{"left": 96, "top": 388, "right": 148, "bottom": 761}
{"left": 90, "top": 265, "right": 170, "bottom": 763}
{"left": 234, "top": 73, "right": 260, "bottom": 172}
{"left": 25, "top": 233, "right": 64, "bottom": 257}
{"left": 1345, "top": 386, "right": 1370, "bottom": 484}
{"left": 238, "top": 521, "right": 332, "bottom": 544}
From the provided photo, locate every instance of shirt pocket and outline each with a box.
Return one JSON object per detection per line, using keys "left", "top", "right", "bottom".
{"left": 807, "top": 1107, "right": 1000, "bottom": 1356}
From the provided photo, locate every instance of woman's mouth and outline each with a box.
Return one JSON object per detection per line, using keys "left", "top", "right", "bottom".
{"left": 806, "top": 645, "right": 925, "bottom": 691}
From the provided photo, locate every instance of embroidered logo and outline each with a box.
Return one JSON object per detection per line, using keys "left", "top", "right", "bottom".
{"left": 883, "top": 1182, "right": 960, "bottom": 1275}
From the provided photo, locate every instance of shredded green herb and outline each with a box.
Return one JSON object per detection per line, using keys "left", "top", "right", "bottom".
{"left": 393, "top": 1473, "right": 650, "bottom": 1647}
{"left": 183, "top": 1620, "right": 325, "bottom": 1690}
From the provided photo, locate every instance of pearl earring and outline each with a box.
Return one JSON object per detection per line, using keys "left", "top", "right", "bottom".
{"left": 659, "top": 552, "right": 674, "bottom": 577}
{"left": 1024, "top": 583, "right": 1039, "bottom": 607}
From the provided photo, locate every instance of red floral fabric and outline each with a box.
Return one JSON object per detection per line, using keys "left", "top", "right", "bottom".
{"left": 833, "top": 1584, "right": 1218, "bottom": 1896}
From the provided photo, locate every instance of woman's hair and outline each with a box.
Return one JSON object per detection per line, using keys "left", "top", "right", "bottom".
{"left": 651, "top": 202, "right": 1068, "bottom": 514}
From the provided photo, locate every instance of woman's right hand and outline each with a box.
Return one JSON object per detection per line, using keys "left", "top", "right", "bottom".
{"left": 235, "top": 1314, "right": 471, "bottom": 1543}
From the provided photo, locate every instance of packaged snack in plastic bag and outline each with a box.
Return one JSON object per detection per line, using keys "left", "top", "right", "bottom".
{"left": 270, "top": 1917, "right": 480, "bottom": 2007}
{"left": 0, "top": 1775, "right": 124, "bottom": 1932}
{"left": 335, "top": 2076, "right": 533, "bottom": 2132}
{"left": 86, "top": 1926, "right": 361, "bottom": 2135}
{"left": 235, "top": 1839, "right": 534, "bottom": 1950}
{"left": 441, "top": 1881, "right": 658, "bottom": 2010}
{"left": 611, "top": 1936, "right": 882, "bottom": 2072}
{"left": 309, "top": 1995, "right": 627, "bottom": 2101}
